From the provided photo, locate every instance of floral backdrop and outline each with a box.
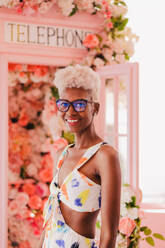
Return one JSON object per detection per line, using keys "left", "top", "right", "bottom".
{"left": 8, "top": 64, "right": 69, "bottom": 248}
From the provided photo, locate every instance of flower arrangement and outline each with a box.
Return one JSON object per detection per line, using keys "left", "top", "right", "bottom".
{"left": 0, "top": 0, "right": 139, "bottom": 70}
{"left": 95, "top": 183, "right": 165, "bottom": 247}
{"left": 8, "top": 63, "right": 165, "bottom": 248}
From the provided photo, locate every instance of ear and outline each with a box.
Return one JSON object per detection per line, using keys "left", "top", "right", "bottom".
{"left": 94, "top": 102, "right": 100, "bottom": 115}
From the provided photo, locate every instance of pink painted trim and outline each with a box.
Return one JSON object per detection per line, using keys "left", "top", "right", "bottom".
{"left": 0, "top": 7, "right": 104, "bottom": 60}
{"left": 0, "top": 54, "right": 8, "bottom": 248}
{"left": 97, "top": 63, "right": 139, "bottom": 190}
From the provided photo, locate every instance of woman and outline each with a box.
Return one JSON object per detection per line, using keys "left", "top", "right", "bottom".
{"left": 39, "top": 65, "right": 121, "bottom": 248}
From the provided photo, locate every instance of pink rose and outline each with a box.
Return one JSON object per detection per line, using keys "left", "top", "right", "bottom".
{"left": 18, "top": 109, "right": 29, "bottom": 126}
{"left": 19, "top": 240, "right": 31, "bottom": 248}
{"left": 35, "top": 182, "right": 49, "bottom": 198}
{"left": 22, "top": 183, "right": 36, "bottom": 196}
{"left": 16, "top": 192, "right": 29, "bottom": 206}
{"left": 41, "top": 153, "right": 54, "bottom": 169}
{"left": 39, "top": 168, "right": 53, "bottom": 182}
{"left": 28, "top": 195, "right": 42, "bottom": 210}
{"left": 8, "top": 200, "right": 19, "bottom": 216}
{"left": 119, "top": 217, "right": 136, "bottom": 236}
{"left": 34, "top": 66, "right": 48, "bottom": 77}
{"left": 83, "top": 34, "right": 99, "bottom": 48}
{"left": 53, "top": 138, "right": 68, "bottom": 152}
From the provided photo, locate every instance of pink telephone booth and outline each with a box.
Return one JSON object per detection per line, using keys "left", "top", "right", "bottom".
{"left": 0, "top": 5, "right": 164, "bottom": 248}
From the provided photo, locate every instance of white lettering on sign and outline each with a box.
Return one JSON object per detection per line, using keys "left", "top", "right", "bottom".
{"left": 4, "top": 22, "right": 92, "bottom": 49}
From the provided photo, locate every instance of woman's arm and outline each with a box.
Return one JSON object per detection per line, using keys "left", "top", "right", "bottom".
{"left": 98, "top": 146, "right": 122, "bottom": 248}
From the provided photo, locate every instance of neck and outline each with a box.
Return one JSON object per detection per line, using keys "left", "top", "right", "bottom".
{"left": 73, "top": 122, "right": 102, "bottom": 149}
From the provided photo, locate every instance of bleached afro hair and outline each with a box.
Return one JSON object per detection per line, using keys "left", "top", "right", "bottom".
{"left": 54, "top": 64, "right": 101, "bottom": 102}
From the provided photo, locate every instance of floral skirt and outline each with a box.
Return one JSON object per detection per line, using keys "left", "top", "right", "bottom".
{"left": 42, "top": 195, "right": 98, "bottom": 248}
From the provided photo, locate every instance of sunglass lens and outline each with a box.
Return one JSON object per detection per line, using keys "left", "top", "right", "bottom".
{"left": 73, "top": 100, "right": 87, "bottom": 112}
{"left": 56, "top": 100, "right": 69, "bottom": 112}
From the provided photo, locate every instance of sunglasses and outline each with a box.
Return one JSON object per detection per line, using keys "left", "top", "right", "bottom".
{"left": 56, "top": 98, "right": 94, "bottom": 112}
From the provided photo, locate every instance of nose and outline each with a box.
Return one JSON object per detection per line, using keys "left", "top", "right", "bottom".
{"left": 66, "top": 103, "right": 77, "bottom": 115}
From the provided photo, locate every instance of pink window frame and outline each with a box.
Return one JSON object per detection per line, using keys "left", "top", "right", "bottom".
{"left": 97, "top": 63, "right": 139, "bottom": 189}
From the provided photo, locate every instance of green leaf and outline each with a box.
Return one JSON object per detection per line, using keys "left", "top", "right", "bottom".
{"left": 93, "top": 3, "right": 102, "bottom": 11}
{"left": 61, "top": 131, "right": 75, "bottom": 144}
{"left": 123, "top": 183, "right": 130, "bottom": 187}
{"left": 140, "top": 226, "right": 148, "bottom": 232}
{"left": 69, "top": 4, "right": 78, "bottom": 17}
{"left": 119, "top": 1, "right": 127, "bottom": 6}
{"left": 51, "top": 86, "right": 59, "bottom": 99}
{"left": 114, "top": 0, "right": 127, "bottom": 6}
{"left": 95, "top": 34, "right": 102, "bottom": 42}
{"left": 22, "top": 83, "right": 32, "bottom": 92}
{"left": 96, "top": 221, "right": 101, "bottom": 229}
{"left": 102, "top": 44, "right": 110, "bottom": 49}
{"left": 112, "top": 51, "right": 117, "bottom": 58}
{"left": 153, "top": 233, "right": 165, "bottom": 240}
{"left": 145, "top": 236, "right": 155, "bottom": 246}
{"left": 20, "top": 166, "right": 26, "bottom": 179}
{"left": 124, "top": 52, "right": 130, "bottom": 60}
{"left": 144, "top": 228, "right": 152, "bottom": 236}
{"left": 118, "top": 18, "right": 128, "bottom": 31}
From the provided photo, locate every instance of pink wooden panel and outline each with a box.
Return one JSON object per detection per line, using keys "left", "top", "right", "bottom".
{"left": 94, "top": 77, "right": 106, "bottom": 140}
{"left": 139, "top": 211, "right": 165, "bottom": 248}
{"left": 0, "top": 55, "right": 8, "bottom": 248}
{"left": 97, "top": 63, "right": 139, "bottom": 189}
{"left": 0, "top": 6, "right": 104, "bottom": 62}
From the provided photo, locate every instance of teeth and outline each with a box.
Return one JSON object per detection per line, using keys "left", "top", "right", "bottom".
{"left": 67, "top": 119, "right": 78, "bottom": 122}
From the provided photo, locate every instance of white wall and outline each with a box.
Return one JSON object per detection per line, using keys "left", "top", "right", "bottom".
{"left": 126, "top": 0, "right": 165, "bottom": 203}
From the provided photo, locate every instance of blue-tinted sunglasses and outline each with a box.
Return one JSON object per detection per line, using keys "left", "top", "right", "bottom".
{"left": 56, "top": 99, "right": 94, "bottom": 112}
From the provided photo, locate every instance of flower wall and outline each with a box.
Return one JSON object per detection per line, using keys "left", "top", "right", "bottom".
{"left": 8, "top": 63, "right": 70, "bottom": 248}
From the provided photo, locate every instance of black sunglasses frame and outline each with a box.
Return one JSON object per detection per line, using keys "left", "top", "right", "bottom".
{"left": 56, "top": 98, "right": 94, "bottom": 112}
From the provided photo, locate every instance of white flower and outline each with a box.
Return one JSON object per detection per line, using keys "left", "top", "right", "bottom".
{"left": 111, "top": 5, "right": 128, "bottom": 17}
{"left": 76, "top": 0, "right": 93, "bottom": 11}
{"left": 127, "top": 207, "right": 139, "bottom": 220}
{"left": 38, "top": 1, "right": 54, "bottom": 14}
{"left": 57, "top": 0, "right": 75, "bottom": 16}
{"left": 26, "top": 163, "right": 38, "bottom": 178}
{"left": 0, "top": 0, "right": 10, "bottom": 7}
{"left": 8, "top": 188, "right": 18, "bottom": 200}
{"left": 124, "top": 40, "right": 135, "bottom": 57}
{"left": 116, "top": 233, "right": 127, "bottom": 248}
{"left": 121, "top": 186, "right": 134, "bottom": 203}
{"left": 115, "top": 54, "right": 126, "bottom": 64}
{"left": 18, "top": 72, "right": 28, "bottom": 84}
{"left": 93, "top": 57, "right": 105, "bottom": 68}
{"left": 120, "top": 201, "right": 128, "bottom": 217}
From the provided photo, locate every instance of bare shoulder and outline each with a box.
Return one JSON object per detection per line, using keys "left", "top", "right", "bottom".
{"left": 96, "top": 143, "right": 121, "bottom": 174}
{"left": 98, "top": 143, "right": 119, "bottom": 160}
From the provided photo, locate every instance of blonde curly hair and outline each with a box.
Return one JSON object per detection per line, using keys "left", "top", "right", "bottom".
{"left": 54, "top": 64, "right": 101, "bottom": 102}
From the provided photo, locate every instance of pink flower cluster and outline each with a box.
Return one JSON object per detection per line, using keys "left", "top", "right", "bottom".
{"left": 8, "top": 62, "right": 70, "bottom": 247}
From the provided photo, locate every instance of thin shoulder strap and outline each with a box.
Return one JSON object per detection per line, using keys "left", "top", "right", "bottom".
{"left": 56, "top": 143, "right": 74, "bottom": 170}
{"left": 74, "top": 141, "right": 108, "bottom": 170}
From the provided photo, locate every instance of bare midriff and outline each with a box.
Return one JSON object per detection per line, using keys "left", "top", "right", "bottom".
{"left": 59, "top": 200, "right": 100, "bottom": 239}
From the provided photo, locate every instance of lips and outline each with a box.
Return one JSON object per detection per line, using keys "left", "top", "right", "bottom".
{"left": 65, "top": 118, "right": 80, "bottom": 126}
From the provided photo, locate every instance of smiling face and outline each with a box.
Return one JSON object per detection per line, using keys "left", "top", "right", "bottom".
{"left": 57, "top": 87, "right": 99, "bottom": 133}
